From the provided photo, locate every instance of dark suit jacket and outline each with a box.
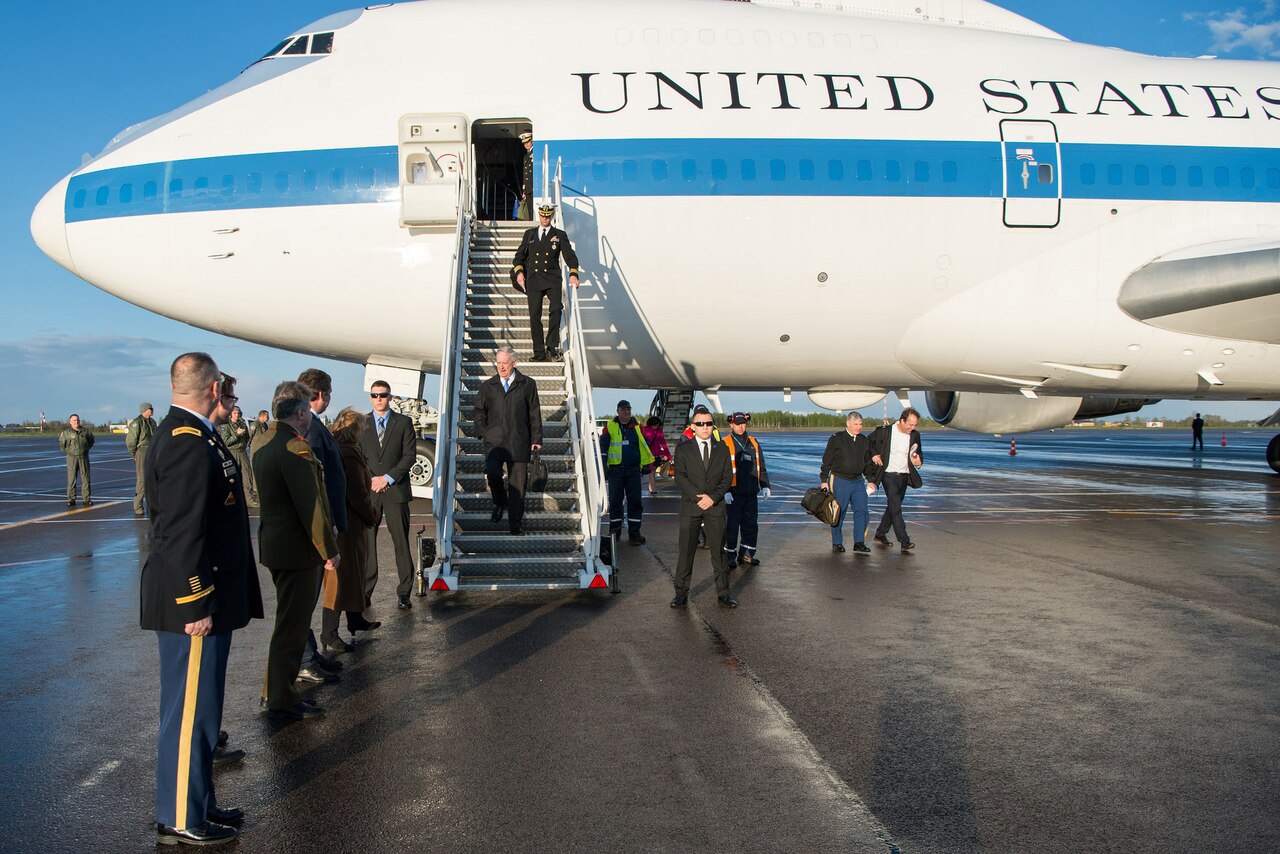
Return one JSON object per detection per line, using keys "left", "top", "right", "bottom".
{"left": 868, "top": 424, "right": 924, "bottom": 489}
{"left": 306, "top": 411, "right": 348, "bottom": 533}
{"left": 674, "top": 438, "right": 733, "bottom": 518}
{"left": 251, "top": 422, "right": 340, "bottom": 569}
{"left": 140, "top": 406, "right": 263, "bottom": 634}
{"left": 473, "top": 370, "right": 542, "bottom": 462}
{"left": 511, "top": 226, "right": 579, "bottom": 292}
{"left": 360, "top": 410, "right": 417, "bottom": 504}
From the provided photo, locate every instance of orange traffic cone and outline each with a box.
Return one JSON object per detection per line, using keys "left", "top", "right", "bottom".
{"left": 1221, "top": 432, "right": 1228, "bottom": 447}
{"left": 1009, "top": 437, "right": 1017, "bottom": 456}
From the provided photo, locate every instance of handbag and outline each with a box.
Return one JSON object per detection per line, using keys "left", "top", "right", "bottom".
{"left": 526, "top": 452, "right": 548, "bottom": 492}
{"left": 800, "top": 487, "right": 841, "bottom": 527}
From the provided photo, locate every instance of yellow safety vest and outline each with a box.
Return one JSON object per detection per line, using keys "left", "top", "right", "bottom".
{"left": 606, "top": 420, "right": 655, "bottom": 467}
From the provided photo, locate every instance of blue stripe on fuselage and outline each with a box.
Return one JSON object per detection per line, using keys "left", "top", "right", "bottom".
{"left": 64, "top": 138, "right": 1280, "bottom": 223}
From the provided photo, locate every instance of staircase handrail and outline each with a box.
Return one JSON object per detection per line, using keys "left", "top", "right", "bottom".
{"left": 553, "top": 156, "right": 606, "bottom": 568}
{"left": 432, "top": 177, "right": 472, "bottom": 569}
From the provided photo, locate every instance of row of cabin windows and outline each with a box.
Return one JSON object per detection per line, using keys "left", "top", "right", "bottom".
{"left": 581, "top": 158, "right": 961, "bottom": 184}
{"left": 71, "top": 167, "right": 387, "bottom": 208}
{"left": 1077, "top": 163, "right": 1280, "bottom": 190}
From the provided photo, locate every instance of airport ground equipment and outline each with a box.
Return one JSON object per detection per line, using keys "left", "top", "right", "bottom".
{"left": 422, "top": 162, "right": 614, "bottom": 593}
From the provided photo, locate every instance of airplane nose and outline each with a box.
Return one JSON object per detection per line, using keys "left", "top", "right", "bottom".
{"left": 31, "top": 176, "right": 76, "bottom": 275}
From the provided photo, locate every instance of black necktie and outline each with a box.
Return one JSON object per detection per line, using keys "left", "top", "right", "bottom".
{"left": 702, "top": 441, "right": 709, "bottom": 467}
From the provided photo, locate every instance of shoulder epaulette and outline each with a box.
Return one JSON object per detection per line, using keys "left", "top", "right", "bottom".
{"left": 172, "top": 426, "right": 202, "bottom": 437}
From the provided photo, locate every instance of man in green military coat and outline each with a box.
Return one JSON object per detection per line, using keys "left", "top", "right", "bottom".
{"left": 218, "top": 406, "right": 254, "bottom": 505}
{"left": 251, "top": 381, "right": 340, "bottom": 720}
{"left": 126, "top": 403, "right": 156, "bottom": 517}
{"left": 59, "top": 413, "right": 95, "bottom": 506}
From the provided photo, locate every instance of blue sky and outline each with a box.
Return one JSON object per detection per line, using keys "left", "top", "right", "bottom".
{"left": 4, "top": 1, "right": 1278, "bottom": 426}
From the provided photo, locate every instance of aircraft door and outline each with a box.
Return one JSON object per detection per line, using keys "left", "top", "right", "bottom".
{"left": 399, "top": 113, "right": 469, "bottom": 227}
{"left": 1000, "top": 119, "right": 1061, "bottom": 228}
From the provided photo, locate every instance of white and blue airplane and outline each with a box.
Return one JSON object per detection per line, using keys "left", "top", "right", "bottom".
{"left": 29, "top": 0, "right": 1280, "bottom": 469}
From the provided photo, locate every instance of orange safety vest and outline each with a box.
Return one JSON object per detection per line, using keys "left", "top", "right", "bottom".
{"left": 722, "top": 433, "right": 763, "bottom": 488}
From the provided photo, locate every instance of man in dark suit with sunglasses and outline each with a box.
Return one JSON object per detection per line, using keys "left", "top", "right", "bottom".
{"left": 360, "top": 381, "right": 418, "bottom": 611}
{"left": 670, "top": 406, "right": 736, "bottom": 609}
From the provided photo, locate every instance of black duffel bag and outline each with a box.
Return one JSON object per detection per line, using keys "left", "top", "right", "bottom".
{"left": 800, "top": 487, "right": 841, "bottom": 527}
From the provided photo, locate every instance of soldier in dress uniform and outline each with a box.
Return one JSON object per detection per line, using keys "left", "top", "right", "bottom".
{"left": 511, "top": 203, "right": 580, "bottom": 361}
{"left": 126, "top": 402, "right": 156, "bottom": 517}
{"left": 141, "top": 355, "right": 262, "bottom": 846}
{"left": 517, "top": 131, "right": 534, "bottom": 220}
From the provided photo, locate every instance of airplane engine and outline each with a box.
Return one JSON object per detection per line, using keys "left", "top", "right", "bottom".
{"left": 925, "top": 391, "right": 1083, "bottom": 433}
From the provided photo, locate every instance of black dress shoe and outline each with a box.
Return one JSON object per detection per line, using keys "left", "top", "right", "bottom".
{"left": 549, "top": 348, "right": 563, "bottom": 362}
{"left": 738, "top": 553, "right": 761, "bottom": 566}
{"left": 509, "top": 527, "right": 525, "bottom": 536}
{"left": 718, "top": 595, "right": 739, "bottom": 609}
{"left": 629, "top": 534, "right": 645, "bottom": 545}
{"left": 491, "top": 506, "right": 505, "bottom": 523}
{"left": 348, "top": 616, "right": 381, "bottom": 633}
{"left": 531, "top": 353, "right": 548, "bottom": 362}
{"left": 853, "top": 543, "right": 871, "bottom": 553}
{"left": 211, "top": 746, "right": 245, "bottom": 768}
{"left": 670, "top": 594, "right": 688, "bottom": 608}
{"left": 398, "top": 595, "right": 412, "bottom": 609}
{"left": 312, "top": 652, "right": 343, "bottom": 672}
{"left": 206, "top": 805, "right": 244, "bottom": 826}
{"left": 156, "top": 821, "right": 237, "bottom": 846}
{"left": 900, "top": 542, "right": 916, "bottom": 553}
{"left": 216, "top": 730, "right": 228, "bottom": 749}
{"left": 832, "top": 544, "right": 846, "bottom": 553}
{"left": 266, "top": 701, "right": 325, "bottom": 720}
{"left": 296, "top": 666, "right": 338, "bottom": 684}
{"left": 873, "top": 535, "right": 893, "bottom": 547}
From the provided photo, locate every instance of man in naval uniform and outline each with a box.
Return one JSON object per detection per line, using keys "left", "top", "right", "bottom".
{"left": 517, "top": 131, "right": 534, "bottom": 220}
{"left": 511, "top": 203, "right": 580, "bottom": 361}
{"left": 140, "top": 354, "right": 262, "bottom": 846}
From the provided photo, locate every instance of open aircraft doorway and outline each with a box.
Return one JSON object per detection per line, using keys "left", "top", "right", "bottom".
{"left": 473, "top": 118, "right": 531, "bottom": 222}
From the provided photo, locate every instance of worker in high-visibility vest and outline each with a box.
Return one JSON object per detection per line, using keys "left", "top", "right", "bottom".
{"left": 600, "top": 400, "right": 654, "bottom": 544}
{"left": 722, "top": 412, "right": 771, "bottom": 567}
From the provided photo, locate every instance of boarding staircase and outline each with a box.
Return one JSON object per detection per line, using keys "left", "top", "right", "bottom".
{"left": 648, "top": 389, "right": 697, "bottom": 458}
{"left": 425, "top": 161, "right": 615, "bottom": 593}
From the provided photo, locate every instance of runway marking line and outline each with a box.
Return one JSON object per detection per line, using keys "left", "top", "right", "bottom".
{"left": 0, "top": 500, "right": 127, "bottom": 532}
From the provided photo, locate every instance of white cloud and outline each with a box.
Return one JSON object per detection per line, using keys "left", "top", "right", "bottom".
{"left": 1191, "top": 4, "right": 1280, "bottom": 57}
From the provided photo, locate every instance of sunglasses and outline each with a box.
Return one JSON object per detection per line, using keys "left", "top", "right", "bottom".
{"left": 221, "top": 394, "right": 238, "bottom": 403}
{"left": 692, "top": 420, "right": 714, "bottom": 427}
{"left": 370, "top": 392, "right": 390, "bottom": 399}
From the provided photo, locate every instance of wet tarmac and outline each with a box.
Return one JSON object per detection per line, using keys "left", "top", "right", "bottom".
{"left": 1, "top": 429, "right": 1277, "bottom": 852}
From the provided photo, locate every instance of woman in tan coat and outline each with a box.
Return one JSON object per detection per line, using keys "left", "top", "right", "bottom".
{"left": 321, "top": 407, "right": 382, "bottom": 654}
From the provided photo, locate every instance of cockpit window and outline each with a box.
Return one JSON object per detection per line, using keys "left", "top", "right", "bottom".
{"left": 250, "top": 32, "right": 335, "bottom": 67}
{"left": 258, "top": 38, "right": 292, "bottom": 62}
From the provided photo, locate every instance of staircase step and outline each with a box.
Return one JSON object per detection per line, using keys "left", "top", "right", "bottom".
{"left": 456, "top": 437, "right": 572, "bottom": 455}
{"left": 455, "top": 420, "right": 570, "bottom": 439}
{"left": 453, "top": 532, "right": 583, "bottom": 555}
{"left": 454, "top": 453, "right": 576, "bottom": 473}
{"left": 449, "top": 554, "right": 584, "bottom": 580}
{"left": 458, "top": 374, "right": 565, "bottom": 391}
{"left": 454, "top": 512, "right": 582, "bottom": 533}
{"left": 455, "top": 472, "right": 576, "bottom": 491}
{"left": 454, "top": 492, "right": 579, "bottom": 512}
{"left": 461, "top": 361, "right": 563, "bottom": 378}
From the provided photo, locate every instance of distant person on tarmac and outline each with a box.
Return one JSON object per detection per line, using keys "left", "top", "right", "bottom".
{"left": 126, "top": 403, "right": 156, "bottom": 516}
{"left": 868, "top": 409, "right": 924, "bottom": 555}
{"left": 473, "top": 347, "right": 543, "bottom": 538}
{"left": 1191, "top": 412, "right": 1205, "bottom": 452}
{"left": 59, "top": 413, "right": 95, "bottom": 507}
{"left": 821, "top": 411, "right": 877, "bottom": 554}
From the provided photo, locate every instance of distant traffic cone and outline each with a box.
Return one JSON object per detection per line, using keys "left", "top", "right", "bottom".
{"left": 1010, "top": 436, "right": 1017, "bottom": 456}
{"left": 1221, "top": 432, "right": 1228, "bottom": 447}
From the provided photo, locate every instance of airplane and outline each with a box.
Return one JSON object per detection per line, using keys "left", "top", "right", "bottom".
{"left": 30, "top": 0, "right": 1280, "bottom": 474}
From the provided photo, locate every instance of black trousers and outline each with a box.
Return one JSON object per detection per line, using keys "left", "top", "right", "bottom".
{"left": 368, "top": 495, "right": 414, "bottom": 600}
{"left": 874, "top": 473, "right": 911, "bottom": 544}
{"left": 674, "top": 511, "right": 728, "bottom": 596}
{"left": 526, "top": 284, "right": 563, "bottom": 356}
{"left": 1192, "top": 431, "right": 1204, "bottom": 451}
{"left": 264, "top": 564, "right": 322, "bottom": 710}
{"left": 724, "top": 488, "right": 759, "bottom": 556}
{"left": 486, "top": 449, "right": 528, "bottom": 532}
{"left": 607, "top": 464, "right": 643, "bottom": 536}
